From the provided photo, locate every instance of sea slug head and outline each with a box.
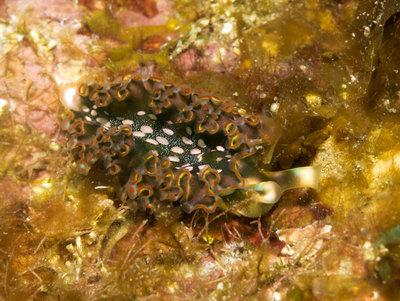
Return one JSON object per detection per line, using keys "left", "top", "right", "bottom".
{"left": 226, "top": 166, "right": 320, "bottom": 217}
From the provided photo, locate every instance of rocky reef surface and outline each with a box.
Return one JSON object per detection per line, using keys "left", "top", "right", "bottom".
{"left": 0, "top": 0, "right": 400, "bottom": 299}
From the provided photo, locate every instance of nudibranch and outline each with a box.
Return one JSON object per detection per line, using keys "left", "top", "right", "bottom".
{"left": 62, "top": 76, "right": 319, "bottom": 217}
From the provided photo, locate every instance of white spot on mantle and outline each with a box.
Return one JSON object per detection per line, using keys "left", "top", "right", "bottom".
{"left": 163, "top": 128, "right": 174, "bottom": 136}
{"left": 156, "top": 136, "right": 169, "bottom": 145}
{"left": 141, "top": 125, "right": 153, "bottom": 134}
{"left": 171, "top": 146, "right": 184, "bottom": 154}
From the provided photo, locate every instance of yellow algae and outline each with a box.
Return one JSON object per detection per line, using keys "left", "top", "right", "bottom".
{"left": 261, "top": 38, "right": 279, "bottom": 56}
{"left": 305, "top": 93, "right": 322, "bottom": 110}
{"left": 319, "top": 11, "right": 338, "bottom": 32}
{"left": 0, "top": 98, "right": 8, "bottom": 113}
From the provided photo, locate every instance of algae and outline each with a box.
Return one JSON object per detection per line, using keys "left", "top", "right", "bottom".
{"left": 0, "top": 0, "right": 400, "bottom": 299}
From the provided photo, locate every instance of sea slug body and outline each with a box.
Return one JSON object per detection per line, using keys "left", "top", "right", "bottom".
{"left": 62, "top": 76, "right": 319, "bottom": 217}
